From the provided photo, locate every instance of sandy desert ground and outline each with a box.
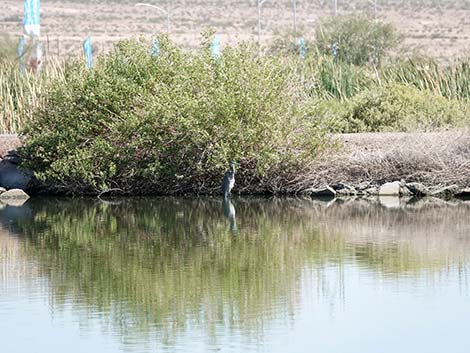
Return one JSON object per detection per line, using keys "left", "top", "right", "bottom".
{"left": 1, "top": 0, "right": 470, "bottom": 59}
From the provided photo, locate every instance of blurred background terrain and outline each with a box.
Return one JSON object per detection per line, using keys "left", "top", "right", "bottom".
{"left": 1, "top": 0, "right": 470, "bottom": 58}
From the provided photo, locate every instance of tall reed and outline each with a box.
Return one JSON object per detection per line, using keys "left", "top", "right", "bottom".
{"left": 0, "top": 58, "right": 65, "bottom": 134}
{"left": 381, "top": 57, "right": 470, "bottom": 100}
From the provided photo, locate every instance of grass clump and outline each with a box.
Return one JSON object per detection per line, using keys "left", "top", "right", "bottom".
{"left": 19, "top": 36, "right": 324, "bottom": 195}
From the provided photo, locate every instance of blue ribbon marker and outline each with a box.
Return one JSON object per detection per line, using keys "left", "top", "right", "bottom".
{"left": 210, "top": 36, "right": 221, "bottom": 59}
{"left": 150, "top": 38, "right": 160, "bottom": 57}
{"left": 83, "top": 36, "right": 93, "bottom": 68}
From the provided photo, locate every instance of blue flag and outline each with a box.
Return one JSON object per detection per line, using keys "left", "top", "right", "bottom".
{"left": 210, "top": 36, "right": 221, "bottom": 59}
{"left": 83, "top": 36, "right": 93, "bottom": 68}
{"left": 23, "top": 0, "right": 40, "bottom": 37}
{"left": 150, "top": 38, "right": 160, "bottom": 57}
{"left": 298, "top": 37, "right": 306, "bottom": 60}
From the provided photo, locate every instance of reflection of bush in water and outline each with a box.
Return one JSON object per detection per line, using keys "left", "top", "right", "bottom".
{"left": 16, "top": 198, "right": 470, "bottom": 342}
{"left": 18, "top": 198, "right": 331, "bottom": 342}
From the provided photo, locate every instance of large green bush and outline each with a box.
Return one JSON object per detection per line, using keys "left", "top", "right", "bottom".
{"left": 19, "top": 36, "right": 323, "bottom": 194}
{"left": 315, "top": 15, "right": 400, "bottom": 66}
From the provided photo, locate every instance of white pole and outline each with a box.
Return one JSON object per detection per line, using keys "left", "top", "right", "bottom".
{"left": 257, "top": 0, "right": 269, "bottom": 56}
{"left": 368, "top": 0, "right": 377, "bottom": 19}
{"left": 166, "top": 0, "right": 170, "bottom": 33}
{"left": 333, "top": 0, "right": 337, "bottom": 16}
{"left": 257, "top": 0, "right": 261, "bottom": 56}
{"left": 293, "top": 0, "right": 297, "bottom": 33}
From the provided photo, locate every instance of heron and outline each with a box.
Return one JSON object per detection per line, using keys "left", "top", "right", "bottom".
{"left": 222, "top": 162, "right": 236, "bottom": 199}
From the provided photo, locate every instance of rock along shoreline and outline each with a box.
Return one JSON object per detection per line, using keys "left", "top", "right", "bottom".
{"left": 308, "top": 181, "right": 470, "bottom": 200}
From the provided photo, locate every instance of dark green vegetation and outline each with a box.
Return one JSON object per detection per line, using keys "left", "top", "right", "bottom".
{"left": 1, "top": 17, "right": 469, "bottom": 194}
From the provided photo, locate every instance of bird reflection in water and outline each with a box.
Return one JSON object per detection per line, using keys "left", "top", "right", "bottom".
{"left": 222, "top": 198, "right": 237, "bottom": 232}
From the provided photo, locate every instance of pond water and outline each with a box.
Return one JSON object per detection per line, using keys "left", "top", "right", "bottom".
{"left": 0, "top": 196, "right": 469, "bottom": 353}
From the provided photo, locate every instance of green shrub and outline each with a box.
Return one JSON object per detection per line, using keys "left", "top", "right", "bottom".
{"left": 19, "top": 36, "right": 324, "bottom": 194}
{"left": 310, "top": 99, "right": 354, "bottom": 132}
{"left": 339, "top": 84, "right": 470, "bottom": 132}
{"left": 315, "top": 15, "right": 400, "bottom": 66}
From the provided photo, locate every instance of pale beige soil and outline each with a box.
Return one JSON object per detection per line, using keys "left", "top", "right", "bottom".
{"left": 1, "top": 0, "right": 470, "bottom": 59}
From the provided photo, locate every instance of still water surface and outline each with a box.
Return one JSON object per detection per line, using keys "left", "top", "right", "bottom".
{"left": 0, "top": 197, "right": 469, "bottom": 353}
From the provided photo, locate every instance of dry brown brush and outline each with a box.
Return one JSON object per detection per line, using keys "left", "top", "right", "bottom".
{"left": 288, "top": 130, "right": 470, "bottom": 192}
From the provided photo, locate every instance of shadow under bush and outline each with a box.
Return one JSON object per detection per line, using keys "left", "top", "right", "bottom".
{"left": 19, "top": 36, "right": 325, "bottom": 195}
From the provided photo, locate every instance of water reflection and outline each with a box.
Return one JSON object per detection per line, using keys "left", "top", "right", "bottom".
{"left": 0, "top": 197, "right": 469, "bottom": 352}
{"left": 222, "top": 198, "right": 237, "bottom": 232}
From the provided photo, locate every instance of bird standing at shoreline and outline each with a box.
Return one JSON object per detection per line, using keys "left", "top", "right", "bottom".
{"left": 222, "top": 162, "right": 236, "bottom": 199}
